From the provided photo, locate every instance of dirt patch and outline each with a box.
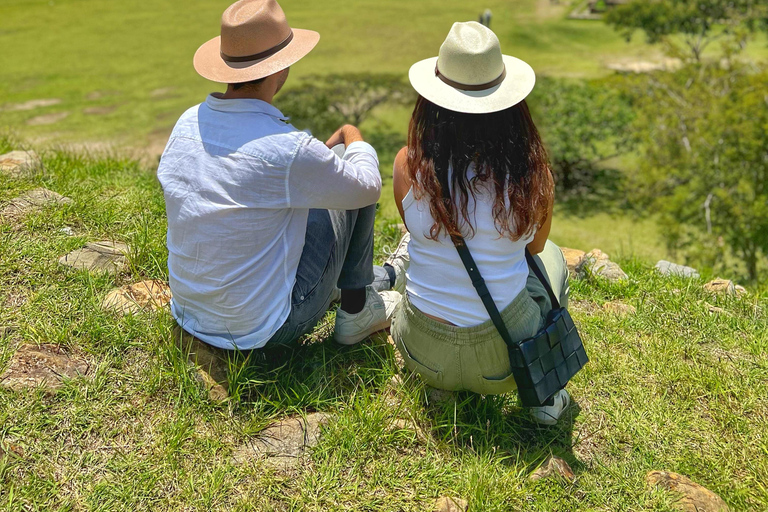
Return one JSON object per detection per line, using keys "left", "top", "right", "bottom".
{"left": 150, "top": 87, "right": 176, "bottom": 99}
{"left": 606, "top": 58, "right": 682, "bottom": 73}
{"left": 0, "top": 344, "right": 90, "bottom": 393}
{"left": 83, "top": 106, "right": 116, "bottom": 116}
{"left": 1, "top": 98, "right": 61, "bottom": 112}
{"left": 27, "top": 112, "right": 70, "bottom": 126}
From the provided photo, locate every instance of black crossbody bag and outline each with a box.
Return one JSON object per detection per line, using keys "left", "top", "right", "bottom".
{"left": 450, "top": 235, "right": 588, "bottom": 407}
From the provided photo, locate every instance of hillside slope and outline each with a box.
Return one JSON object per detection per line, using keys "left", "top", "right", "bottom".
{"left": 1, "top": 144, "right": 767, "bottom": 510}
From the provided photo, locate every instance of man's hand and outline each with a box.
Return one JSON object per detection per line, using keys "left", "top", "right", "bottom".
{"left": 325, "top": 125, "right": 364, "bottom": 149}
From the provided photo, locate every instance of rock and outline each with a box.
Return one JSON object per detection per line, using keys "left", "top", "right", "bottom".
{"left": 193, "top": 368, "right": 228, "bottom": 402}
{"left": 59, "top": 241, "right": 129, "bottom": 272}
{"left": 433, "top": 497, "right": 468, "bottom": 512}
{"left": 655, "top": 261, "right": 700, "bottom": 279}
{"left": 102, "top": 279, "right": 172, "bottom": 315}
{"left": 734, "top": 285, "right": 747, "bottom": 296}
{"left": 0, "top": 188, "right": 72, "bottom": 221}
{"left": 646, "top": 471, "right": 730, "bottom": 512}
{"left": 529, "top": 455, "right": 575, "bottom": 483}
{"left": 26, "top": 112, "right": 69, "bottom": 126}
{"left": 602, "top": 301, "right": 636, "bottom": 317}
{"left": 232, "top": 413, "right": 331, "bottom": 470}
{"left": 0, "top": 98, "right": 61, "bottom": 112}
{"left": 561, "top": 247, "right": 586, "bottom": 277}
{"left": 0, "top": 150, "right": 40, "bottom": 177}
{"left": 577, "top": 249, "right": 627, "bottom": 281}
{"left": 0, "top": 344, "right": 89, "bottom": 392}
{"left": 704, "top": 278, "right": 736, "bottom": 296}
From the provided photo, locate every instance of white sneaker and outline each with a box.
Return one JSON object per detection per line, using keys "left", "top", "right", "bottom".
{"left": 384, "top": 232, "right": 410, "bottom": 294}
{"left": 530, "top": 389, "right": 571, "bottom": 426}
{"left": 334, "top": 286, "right": 402, "bottom": 345}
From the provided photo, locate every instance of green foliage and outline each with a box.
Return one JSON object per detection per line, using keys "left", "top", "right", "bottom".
{"left": 275, "top": 73, "right": 415, "bottom": 140}
{"left": 621, "top": 63, "right": 768, "bottom": 282}
{"left": 529, "top": 77, "right": 635, "bottom": 203}
{"left": 606, "top": 0, "right": 768, "bottom": 60}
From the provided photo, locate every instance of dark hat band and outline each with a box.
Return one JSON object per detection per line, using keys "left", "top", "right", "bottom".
{"left": 435, "top": 64, "right": 507, "bottom": 91}
{"left": 221, "top": 30, "right": 294, "bottom": 63}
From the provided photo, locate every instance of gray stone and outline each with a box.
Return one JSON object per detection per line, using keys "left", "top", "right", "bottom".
{"left": 646, "top": 471, "right": 730, "bottom": 512}
{"left": 0, "top": 344, "right": 90, "bottom": 392}
{"left": 0, "top": 151, "right": 40, "bottom": 177}
{"left": 433, "top": 497, "right": 468, "bottom": 512}
{"left": 232, "top": 413, "right": 331, "bottom": 470}
{"left": 655, "top": 260, "right": 700, "bottom": 279}
{"left": 59, "top": 241, "right": 129, "bottom": 272}
{"left": 577, "top": 249, "right": 628, "bottom": 281}
{"left": 102, "top": 279, "right": 172, "bottom": 315}
{"left": 529, "top": 455, "right": 575, "bottom": 483}
{"left": 0, "top": 188, "right": 72, "bottom": 221}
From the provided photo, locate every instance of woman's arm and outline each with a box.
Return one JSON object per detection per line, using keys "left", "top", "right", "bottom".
{"left": 526, "top": 172, "right": 554, "bottom": 255}
{"left": 393, "top": 146, "right": 412, "bottom": 231}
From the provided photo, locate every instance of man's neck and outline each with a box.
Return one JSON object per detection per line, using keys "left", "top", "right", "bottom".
{"left": 219, "top": 84, "right": 275, "bottom": 103}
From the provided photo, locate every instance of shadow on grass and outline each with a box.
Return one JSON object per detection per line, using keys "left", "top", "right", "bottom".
{"left": 199, "top": 322, "right": 581, "bottom": 475}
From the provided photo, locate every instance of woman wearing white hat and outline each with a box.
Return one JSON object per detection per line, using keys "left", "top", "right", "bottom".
{"left": 390, "top": 22, "right": 572, "bottom": 425}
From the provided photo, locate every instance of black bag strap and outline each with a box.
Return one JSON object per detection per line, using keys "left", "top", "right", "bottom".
{"left": 450, "top": 235, "right": 562, "bottom": 347}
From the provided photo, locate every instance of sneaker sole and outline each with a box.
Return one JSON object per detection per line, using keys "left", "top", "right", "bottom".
{"left": 334, "top": 319, "right": 392, "bottom": 346}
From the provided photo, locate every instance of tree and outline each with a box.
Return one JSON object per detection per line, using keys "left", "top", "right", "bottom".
{"left": 622, "top": 63, "right": 768, "bottom": 282}
{"left": 275, "top": 73, "right": 415, "bottom": 140}
{"left": 605, "top": 0, "right": 768, "bottom": 61}
{"left": 529, "top": 77, "right": 636, "bottom": 201}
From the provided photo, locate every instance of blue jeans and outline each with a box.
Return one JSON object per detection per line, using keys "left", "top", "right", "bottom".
{"left": 265, "top": 205, "right": 392, "bottom": 347}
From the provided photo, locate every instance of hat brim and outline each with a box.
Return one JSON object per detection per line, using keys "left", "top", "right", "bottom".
{"left": 193, "top": 28, "right": 320, "bottom": 83}
{"left": 408, "top": 55, "right": 535, "bottom": 114}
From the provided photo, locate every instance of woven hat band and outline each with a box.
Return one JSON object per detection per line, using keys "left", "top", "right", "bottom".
{"left": 435, "top": 64, "right": 507, "bottom": 91}
{"left": 220, "top": 30, "right": 294, "bottom": 63}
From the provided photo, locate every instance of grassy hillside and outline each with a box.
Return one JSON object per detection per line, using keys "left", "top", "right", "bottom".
{"left": 0, "top": 0, "right": 743, "bottom": 149}
{"left": 1, "top": 142, "right": 767, "bottom": 510}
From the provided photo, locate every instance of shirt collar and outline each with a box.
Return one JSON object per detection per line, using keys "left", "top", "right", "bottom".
{"left": 204, "top": 94, "right": 289, "bottom": 122}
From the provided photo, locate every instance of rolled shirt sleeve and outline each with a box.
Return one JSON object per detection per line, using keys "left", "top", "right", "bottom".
{"left": 287, "top": 134, "right": 382, "bottom": 210}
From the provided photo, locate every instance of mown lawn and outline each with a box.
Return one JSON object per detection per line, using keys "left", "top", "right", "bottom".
{"left": 1, "top": 140, "right": 767, "bottom": 511}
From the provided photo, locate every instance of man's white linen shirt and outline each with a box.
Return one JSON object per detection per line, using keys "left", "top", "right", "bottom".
{"left": 157, "top": 95, "right": 381, "bottom": 350}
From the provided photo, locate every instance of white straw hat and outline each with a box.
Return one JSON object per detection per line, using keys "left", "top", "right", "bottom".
{"left": 408, "top": 22, "right": 535, "bottom": 114}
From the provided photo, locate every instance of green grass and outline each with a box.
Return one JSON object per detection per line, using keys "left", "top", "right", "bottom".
{"left": 3, "top": 0, "right": 751, "bottom": 149}
{"left": 1, "top": 141, "right": 767, "bottom": 510}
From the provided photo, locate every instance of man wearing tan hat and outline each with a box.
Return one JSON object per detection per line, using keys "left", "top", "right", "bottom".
{"left": 157, "top": 0, "right": 403, "bottom": 358}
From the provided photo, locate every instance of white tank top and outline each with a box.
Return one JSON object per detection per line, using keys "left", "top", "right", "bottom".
{"left": 403, "top": 166, "right": 534, "bottom": 327}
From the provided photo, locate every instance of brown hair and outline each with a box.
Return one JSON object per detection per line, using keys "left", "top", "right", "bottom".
{"left": 407, "top": 95, "right": 553, "bottom": 241}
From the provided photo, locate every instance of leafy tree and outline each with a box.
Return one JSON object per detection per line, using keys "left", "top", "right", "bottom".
{"left": 529, "top": 77, "right": 636, "bottom": 200}
{"left": 605, "top": 0, "right": 768, "bottom": 61}
{"left": 622, "top": 63, "right": 768, "bottom": 282}
{"left": 276, "top": 73, "right": 415, "bottom": 140}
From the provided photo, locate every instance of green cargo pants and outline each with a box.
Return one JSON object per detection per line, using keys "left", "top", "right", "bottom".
{"left": 391, "top": 240, "right": 569, "bottom": 395}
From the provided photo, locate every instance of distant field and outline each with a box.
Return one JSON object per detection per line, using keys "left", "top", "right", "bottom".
{"left": 0, "top": 0, "right": 689, "bottom": 150}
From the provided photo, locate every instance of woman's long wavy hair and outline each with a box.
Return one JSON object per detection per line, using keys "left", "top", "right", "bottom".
{"left": 407, "top": 95, "right": 553, "bottom": 242}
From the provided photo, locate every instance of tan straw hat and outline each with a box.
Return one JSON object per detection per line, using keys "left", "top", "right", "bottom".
{"left": 408, "top": 22, "right": 535, "bottom": 114}
{"left": 193, "top": 0, "right": 320, "bottom": 83}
